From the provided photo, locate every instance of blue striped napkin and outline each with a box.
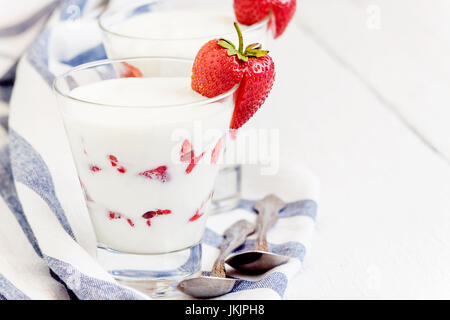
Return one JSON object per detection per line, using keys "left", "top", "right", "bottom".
{"left": 0, "top": 0, "right": 319, "bottom": 300}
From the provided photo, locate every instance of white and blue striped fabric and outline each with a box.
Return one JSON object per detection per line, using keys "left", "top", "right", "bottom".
{"left": 0, "top": 0, "right": 319, "bottom": 300}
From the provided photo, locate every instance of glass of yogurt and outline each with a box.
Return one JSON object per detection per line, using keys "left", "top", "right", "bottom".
{"left": 54, "top": 57, "right": 236, "bottom": 295}
{"left": 99, "top": 0, "right": 272, "bottom": 213}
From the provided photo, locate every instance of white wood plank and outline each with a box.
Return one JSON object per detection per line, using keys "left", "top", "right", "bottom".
{"left": 296, "top": 0, "right": 450, "bottom": 161}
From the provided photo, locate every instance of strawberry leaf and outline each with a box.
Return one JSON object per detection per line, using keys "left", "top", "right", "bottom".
{"left": 246, "top": 49, "right": 269, "bottom": 58}
{"left": 218, "top": 39, "right": 236, "bottom": 50}
{"left": 225, "top": 48, "right": 249, "bottom": 62}
{"left": 245, "top": 43, "right": 262, "bottom": 51}
{"left": 236, "top": 52, "right": 248, "bottom": 62}
{"left": 228, "top": 48, "right": 238, "bottom": 55}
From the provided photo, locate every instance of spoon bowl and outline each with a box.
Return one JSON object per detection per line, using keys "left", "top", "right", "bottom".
{"left": 177, "top": 276, "right": 237, "bottom": 298}
{"left": 226, "top": 250, "right": 290, "bottom": 274}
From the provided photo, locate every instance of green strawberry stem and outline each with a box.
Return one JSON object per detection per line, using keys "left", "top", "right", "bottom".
{"left": 217, "top": 22, "right": 269, "bottom": 62}
{"left": 234, "top": 22, "right": 244, "bottom": 54}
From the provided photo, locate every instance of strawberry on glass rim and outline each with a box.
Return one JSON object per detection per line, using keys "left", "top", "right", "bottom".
{"left": 234, "top": 0, "right": 297, "bottom": 38}
{"left": 191, "top": 22, "right": 275, "bottom": 130}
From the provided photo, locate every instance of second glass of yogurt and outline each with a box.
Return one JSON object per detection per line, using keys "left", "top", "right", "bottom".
{"left": 54, "top": 57, "right": 236, "bottom": 295}
{"left": 99, "top": 0, "right": 272, "bottom": 213}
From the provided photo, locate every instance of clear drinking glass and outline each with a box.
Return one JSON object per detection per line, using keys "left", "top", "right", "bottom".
{"left": 53, "top": 57, "right": 236, "bottom": 295}
{"left": 99, "top": 0, "right": 272, "bottom": 213}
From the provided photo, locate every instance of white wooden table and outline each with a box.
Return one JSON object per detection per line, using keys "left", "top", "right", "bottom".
{"left": 254, "top": 0, "right": 450, "bottom": 299}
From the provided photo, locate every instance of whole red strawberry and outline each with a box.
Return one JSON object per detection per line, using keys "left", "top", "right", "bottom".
{"left": 233, "top": 0, "right": 296, "bottom": 38}
{"left": 191, "top": 23, "right": 275, "bottom": 129}
{"left": 271, "top": 0, "right": 297, "bottom": 38}
{"left": 234, "top": 0, "right": 271, "bottom": 26}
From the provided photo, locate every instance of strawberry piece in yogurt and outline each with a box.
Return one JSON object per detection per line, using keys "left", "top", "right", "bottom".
{"left": 139, "top": 165, "right": 169, "bottom": 183}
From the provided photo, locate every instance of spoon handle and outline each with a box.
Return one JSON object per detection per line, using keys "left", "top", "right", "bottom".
{"left": 253, "top": 194, "right": 286, "bottom": 251}
{"left": 211, "top": 220, "right": 255, "bottom": 278}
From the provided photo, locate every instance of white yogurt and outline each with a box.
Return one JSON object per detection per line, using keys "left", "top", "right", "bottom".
{"left": 101, "top": 10, "right": 269, "bottom": 59}
{"left": 60, "top": 77, "right": 233, "bottom": 254}
{"left": 110, "top": 11, "right": 239, "bottom": 40}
